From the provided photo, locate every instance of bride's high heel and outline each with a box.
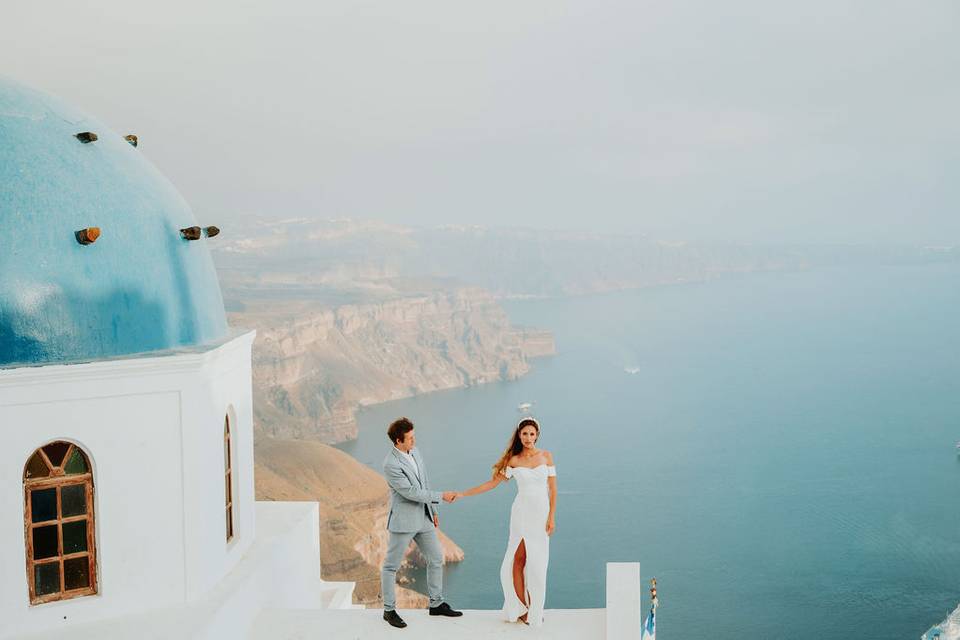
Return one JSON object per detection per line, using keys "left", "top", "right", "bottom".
{"left": 519, "top": 589, "right": 532, "bottom": 624}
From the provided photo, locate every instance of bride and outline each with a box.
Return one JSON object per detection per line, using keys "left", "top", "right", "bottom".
{"left": 457, "top": 417, "right": 557, "bottom": 626}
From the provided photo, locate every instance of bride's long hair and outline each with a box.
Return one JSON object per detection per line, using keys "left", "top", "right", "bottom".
{"left": 493, "top": 417, "right": 540, "bottom": 478}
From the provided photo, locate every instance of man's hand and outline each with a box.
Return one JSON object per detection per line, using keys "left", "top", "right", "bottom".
{"left": 442, "top": 491, "right": 458, "bottom": 503}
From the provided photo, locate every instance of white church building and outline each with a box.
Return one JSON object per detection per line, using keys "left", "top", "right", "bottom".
{"left": 0, "top": 76, "right": 640, "bottom": 639}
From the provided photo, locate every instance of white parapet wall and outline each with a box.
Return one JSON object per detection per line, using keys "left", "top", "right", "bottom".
{"left": 606, "top": 562, "right": 641, "bottom": 640}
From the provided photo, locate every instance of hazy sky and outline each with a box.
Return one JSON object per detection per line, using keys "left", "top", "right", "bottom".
{"left": 5, "top": 1, "right": 959, "bottom": 243}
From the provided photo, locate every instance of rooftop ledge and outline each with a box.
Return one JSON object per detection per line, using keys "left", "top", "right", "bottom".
{"left": 0, "top": 329, "right": 256, "bottom": 385}
{"left": 8, "top": 503, "right": 641, "bottom": 640}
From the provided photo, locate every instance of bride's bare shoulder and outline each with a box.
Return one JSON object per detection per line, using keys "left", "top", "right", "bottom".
{"left": 507, "top": 454, "right": 521, "bottom": 467}
{"left": 542, "top": 450, "right": 554, "bottom": 465}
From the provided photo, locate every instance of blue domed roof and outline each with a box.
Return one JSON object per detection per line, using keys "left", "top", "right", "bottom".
{"left": 0, "top": 77, "right": 228, "bottom": 367}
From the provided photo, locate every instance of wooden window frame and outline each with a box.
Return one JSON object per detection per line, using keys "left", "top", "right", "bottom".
{"left": 23, "top": 443, "right": 98, "bottom": 605}
{"left": 224, "top": 416, "right": 234, "bottom": 542}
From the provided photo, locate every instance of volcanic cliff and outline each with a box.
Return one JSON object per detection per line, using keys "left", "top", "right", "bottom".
{"left": 232, "top": 288, "right": 555, "bottom": 443}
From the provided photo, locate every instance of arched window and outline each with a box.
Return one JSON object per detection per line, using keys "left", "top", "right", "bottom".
{"left": 23, "top": 442, "right": 97, "bottom": 604}
{"left": 224, "top": 415, "right": 234, "bottom": 542}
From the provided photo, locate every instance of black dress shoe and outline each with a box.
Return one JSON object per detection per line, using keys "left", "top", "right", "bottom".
{"left": 429, "top": 602, "right": 463, "bottom": 617}
{"left": 383, "top": 610, "right": 407, "bottom": 628}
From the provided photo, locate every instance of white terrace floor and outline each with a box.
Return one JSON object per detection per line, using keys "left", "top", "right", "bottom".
{"left": 252, "top": 608, "right": 607, "bottom": 639}
{"left": 14, "top": 608, "right": 607, "bottom": 640}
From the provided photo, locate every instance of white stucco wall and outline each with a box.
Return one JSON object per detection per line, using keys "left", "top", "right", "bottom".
{"left": 0, "top": 331, "right": 255, "bottom": 637}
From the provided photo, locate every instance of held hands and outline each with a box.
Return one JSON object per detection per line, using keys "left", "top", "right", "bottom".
{"left": 442, "top": 491, "right": 459, "bottom": 503}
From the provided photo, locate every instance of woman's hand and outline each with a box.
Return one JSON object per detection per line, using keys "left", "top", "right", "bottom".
{"left": 546, "top": 517, "right": 556, "bottom": 536}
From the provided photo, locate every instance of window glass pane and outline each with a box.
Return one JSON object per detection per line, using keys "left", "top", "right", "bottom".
{"left": 64, "top": 448, "right": 88, "bottom": 475}
{"left": 63, "top": 520, "right": 88, "bottom": 554}
{"left": 32, "top": 525, "right": 59, "bottom": 560}
{"left": 42, "top": 442, "right": 71, "bottom": 468}
{"left": 34, "top": 562, "right": 60, "bottom": 596}
{"left": 31, "top": 488, "right": 57, "bottom": 522}
{"left": 225, "top": 474, "right": 232, "bottom": 503}
{"left": 25, "top": 452, "right": 50, "bottom": 479}
{"left": 61, "top": 484, "right": 87, "bottom": 517}
{"left": 64, "top": 557, "right": 90, "bottom": 590}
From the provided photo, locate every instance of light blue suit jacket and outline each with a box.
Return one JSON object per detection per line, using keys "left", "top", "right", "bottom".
{"left": 383, "top": 447, "right": 441, "bottom": 533}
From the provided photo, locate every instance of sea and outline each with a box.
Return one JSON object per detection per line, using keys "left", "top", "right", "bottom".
{"left": 337, "top": 263, "right": 960, "bottom": 639}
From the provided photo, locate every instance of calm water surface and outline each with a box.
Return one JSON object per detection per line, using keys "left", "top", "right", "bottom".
{"left": 338, "top": 264, "right": 960, "bottom": 639}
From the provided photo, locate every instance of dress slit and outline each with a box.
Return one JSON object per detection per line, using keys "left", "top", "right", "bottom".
{"left": 513, "top": 538, "right": 527, "bottom": 607}
{"left": 501, "top": 535, "right": 529, "bottom": 621}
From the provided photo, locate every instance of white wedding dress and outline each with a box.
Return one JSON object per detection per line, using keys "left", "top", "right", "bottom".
{"left": 500, "top": 464, "right": 556, "bottom": 627}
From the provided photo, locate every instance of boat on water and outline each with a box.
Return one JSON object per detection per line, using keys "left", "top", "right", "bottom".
{"left": 518, "top": 402, "right": 534, "bottom": 413}
{"left": 624, "top": 367, "right": 640, "bottom": 375}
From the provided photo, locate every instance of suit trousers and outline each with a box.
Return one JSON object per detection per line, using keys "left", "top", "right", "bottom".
{"left": 381, "top": 517, "right": 443, "bottom": 611}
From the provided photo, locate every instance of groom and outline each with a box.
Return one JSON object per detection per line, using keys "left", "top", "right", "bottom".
{"left": 381, "top": 417, "right": 463, "bottom": 629}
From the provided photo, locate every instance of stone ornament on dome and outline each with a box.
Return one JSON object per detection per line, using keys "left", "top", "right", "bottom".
{"left": 75, "top": 227, "right": 100, "bottom": 245}
{"left": 74, "top": 131, "right": 98, "bottom": 143}
{"left": 180, "top": 225, "right": 221, "bottom": 240}
{"left": 180, "top": 226, "right": 203, "bottom": 241}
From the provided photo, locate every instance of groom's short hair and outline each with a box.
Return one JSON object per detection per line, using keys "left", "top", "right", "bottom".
{"left": 388, "top": 417, "right": 415, "bottom": 444}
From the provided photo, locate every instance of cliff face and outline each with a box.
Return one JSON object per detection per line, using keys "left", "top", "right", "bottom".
{"left": 254, "top": 438, "right": 464, "bottom": 607}
{"left": 234, "top": 288, "right": 556, "bottom": 443}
